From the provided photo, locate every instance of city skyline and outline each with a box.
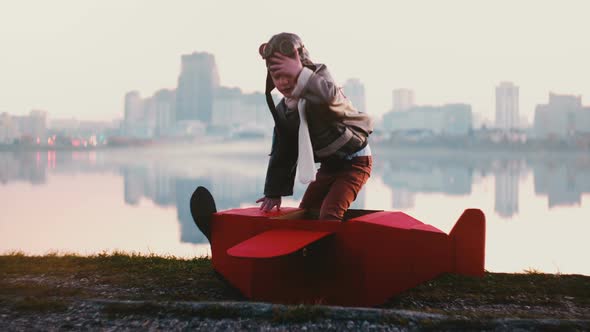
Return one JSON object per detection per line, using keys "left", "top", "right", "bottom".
{"left": 1, "top": 1, "right": 590, "bottom": 122}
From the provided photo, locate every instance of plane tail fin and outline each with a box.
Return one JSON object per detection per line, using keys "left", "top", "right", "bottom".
{"left": 449, "top": 209, "right": 486, "bottom": 277}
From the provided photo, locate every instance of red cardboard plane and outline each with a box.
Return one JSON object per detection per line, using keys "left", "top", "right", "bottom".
{"left": 191, "top": 186, "right": 485, "bottom": 307}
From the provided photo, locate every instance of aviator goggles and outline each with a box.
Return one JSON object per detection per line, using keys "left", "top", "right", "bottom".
{"left": 259, "top": 40, "right": 304, "bottom": 60}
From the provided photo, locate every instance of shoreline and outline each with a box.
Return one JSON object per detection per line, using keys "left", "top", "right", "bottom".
{"left": 1, "top": 253, "right": 588, "bottom": 330}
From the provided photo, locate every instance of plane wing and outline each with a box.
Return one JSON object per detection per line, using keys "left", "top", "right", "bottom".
{"left": 227, "top": 229, "right": 334, "bottom": 258}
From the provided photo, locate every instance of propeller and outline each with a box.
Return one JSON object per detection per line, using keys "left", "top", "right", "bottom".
{"left": 190, "top": 186, "right": 217, "bottom": 243}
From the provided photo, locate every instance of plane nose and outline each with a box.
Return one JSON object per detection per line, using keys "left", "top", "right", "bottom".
{"left": 190, "top": 186, "right": 217, "bottom": 243}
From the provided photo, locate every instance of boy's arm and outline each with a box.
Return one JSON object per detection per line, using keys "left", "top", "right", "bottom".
{"left": 292, "top": 65, "right": 374, "bottom": 134}
{"left": 291, "top": 65, "right": 345, "bottom": 106}
{"left": 263, "top": 127, "right": 298, "bottom": 198}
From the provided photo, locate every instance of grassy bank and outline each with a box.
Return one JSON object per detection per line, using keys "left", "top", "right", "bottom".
{"left": 1, "top": 252, "right": 589, "bottom": 321}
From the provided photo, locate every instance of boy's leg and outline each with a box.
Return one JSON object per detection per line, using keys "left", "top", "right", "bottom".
{"left": 319, "top": 157, "right": 372, "bottom": 221}
{"left": 299, "top": 167, "right": 335, "bottom": 217}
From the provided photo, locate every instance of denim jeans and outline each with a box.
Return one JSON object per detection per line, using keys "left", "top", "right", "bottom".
{"left": 299, "top": 156, "right": 372, "bottom": 220}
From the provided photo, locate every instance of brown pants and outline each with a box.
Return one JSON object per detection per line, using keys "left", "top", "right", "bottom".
{"left": 299, "top": 156, "right": 372, "bottom": 221}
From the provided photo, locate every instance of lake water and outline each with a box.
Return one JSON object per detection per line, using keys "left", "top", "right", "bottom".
{"left": 1, "top": 140, "right": 589, "bottom": 275}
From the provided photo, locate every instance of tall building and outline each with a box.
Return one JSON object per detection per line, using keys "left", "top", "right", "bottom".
{"left": 343, "top": 78, "right": 367, "bottom": 113}
{"left": 13, "top": 110, "right": 48, "bottom": 141}
{"left": 242, "top": 92, "right": 273, "bottom": 129}
{"left": 495, "top": 82, "right": 519, "bottom": 130}
{"left": 211, "top": 87, "right": 243, "bottom": 128}
{"left": 0, "top": 113, "right": 19, "bottom": 143}
{"left": 392, "top": 89, "right": 415, "bottom": 112}
{"left": 175, "top": 52, "right": 220, "bottom": 124}
{"left": 28, "top": 110, "right": 47, "bottom": 139}
{"left": 153, "top": 89, "right": 176, "bottom": 136}
{"left": 534, "top": 93, "right": 590, "bottom": 138}
{"left": 124, "top": 91, "right": 143, "bottom": 136}
{"left": 211, "top": 88, "right": 272, "bottom": 136}
{"left": 123, "top": 89, "right": 177, "bottom": 138}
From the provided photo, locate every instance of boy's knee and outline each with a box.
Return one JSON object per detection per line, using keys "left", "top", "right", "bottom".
{"left": 319, "top": 207, "right": 345, "bottom": 221}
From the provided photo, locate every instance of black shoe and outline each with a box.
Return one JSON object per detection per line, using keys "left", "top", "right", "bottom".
{"left": 190, "top": 186, "right": 217, "bottom": 243}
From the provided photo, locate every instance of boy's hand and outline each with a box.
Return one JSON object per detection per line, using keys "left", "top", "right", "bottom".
{"left": 268, "top": 49, "right": 303, "bottom": 81}
{"left": 256, "top": 196, "right": 281, "bottom": 212}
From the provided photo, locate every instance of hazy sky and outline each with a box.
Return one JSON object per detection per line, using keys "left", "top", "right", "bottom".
{"left": 1, "top": 0, "right": 589, "bottom": 122}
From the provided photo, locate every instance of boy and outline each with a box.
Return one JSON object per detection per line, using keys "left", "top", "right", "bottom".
{"left": 256, "top": 33, "right": 373, "bottom": 221}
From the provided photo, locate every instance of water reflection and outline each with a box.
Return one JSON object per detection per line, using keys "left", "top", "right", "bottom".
{"left": 2, "top": 148, "right": 590, "bottom": 219}
{"left": 0, "top": 151, "right": 47, "bottom": 185}
{"left": 1, "top": 145, "right": 589, "bottom": 274}
{"left": 532, "top": 159, "right": 590, "bottom": 208}
{"left": 493, "top": 160, "right": 523, "bottom": 218}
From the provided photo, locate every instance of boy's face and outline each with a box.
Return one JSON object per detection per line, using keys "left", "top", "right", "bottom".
{"left": 269, "top": 70, "right": 295, "bottom": 98}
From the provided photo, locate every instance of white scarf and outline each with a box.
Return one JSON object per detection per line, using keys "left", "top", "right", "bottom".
{"left": 295, "top": 99, "right": 316, "bottom": 184}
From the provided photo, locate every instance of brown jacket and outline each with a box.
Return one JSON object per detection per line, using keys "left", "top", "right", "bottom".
{"left": 263, "top": 64, "right": 373, "bottom": 197}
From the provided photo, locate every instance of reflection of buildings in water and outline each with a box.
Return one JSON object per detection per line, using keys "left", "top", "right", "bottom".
{"left": 175, "top": 177, "right": 210, "bottom": 245}
{"left": 121, "top": 166, "right": 210, "bottom": 244}
{"left": 42, "top": 151, "right": 112, "bottom": 176}
{"left": 123, "top": 168, "right": 144, "bottom": 205}
{"left": 492, "top": 159, "right": 525, "bottom": 218}
{"left": 154, "top": 168, "right": 175, "bottom": 206}
{"left": 174, "top": 171, "right": 265, "bottom": 244}
{"left": 122, "top": 166, "right": 177, "bottom": 207}
{"left": 0, "top": 150, "right": 113, "bottom": 186}
{"left": 533, "top": 161, "right": 590, "bottom": 208}
{"left": 377, "top": 159, "right": 473, "bottom": 209}
{"left": 494, "top": 169, "right": 519, "bottom": 218}
{"left": 208, "top": 171, "right": 265, "bottom": 211}
{"left": 0, "top": 152, "right": 46, "bottom": 185}
{"left": 121, "top": 164, "right": 266, "bottom": 245}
